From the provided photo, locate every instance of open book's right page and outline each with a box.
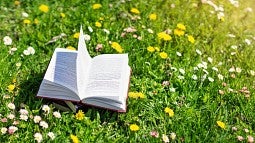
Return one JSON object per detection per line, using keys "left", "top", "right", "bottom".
{"left": 81, "top": 54, "right": 129, "bottom": 105}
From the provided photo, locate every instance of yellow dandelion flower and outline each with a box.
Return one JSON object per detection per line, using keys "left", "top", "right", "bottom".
{"left": 111, "top": 42, "right": 123, "bottom": 53}
{"left": 23, "top": 19, "right": 31, "bottom": 24}
{"left": 60, "top": 13, "right": 65, "bottom": 18}
{"left": 164, "top": 107, "right": 174, "bottom": 117}
{"left": 128, "top": 92, "right": 138, "bottom": 98}
{"left": 149, "top": 13, "right": 157, "bottom": 20}
{"left": 216, "top": 121, "right": 226, "bottom": 129}
{"left": 66, "top": 46, "right": 76, "bottom": 51}
{"left": 154, "top": 47, "right": 160, "bottom": 52}
{"left": 130, "top": 8, "right": 140, "bottom": 14}
{"left": 174, "top": 29, "right": 185, "bottom": 36}
{"left": 14, "top": 1, "right": 20, "bottom": 5}
{"left": 130, "top": 124, "right": 139, "bottom": 131}
{"left": 92, "top": 3, "right": 102, "bottom": 10}
{"left": 188, "top": 35, "right": 195, "bottom": 44}
{"left": 157, "top": 32, "right": 172, "bottom": 41}
{"left": 73, "top": 32, "right": 80, "bottom": 39}
{"left": 75, "top": 110, "right": 85, "bottom": 120}
{"left": 39, "top": 4, "right": 49, "bottom": 13}
{"left": 95, "top": 22, "right": 102, "bottom": 28}
{"left": 137, "top": 92, "right": 145, "bottom": 98}
{"left": 70, "top": 134, "right": 79, "bottom": 143}
{"left": 159, "top": 52, "right": 168, "bottom": 59}
{"left": 99, "top": 17, "right": 104, "bottom": 21}
{"left": 8, "top": 84, "right": 15, "bottom": 92}
{"left": 34, "top": 19, "right": 39, "bottom": 24}
{"left": 147, "top": 46, "right": 155, "bottom": 52}
{"left": 177, "top": 23, "right": 186, "bottom": 31}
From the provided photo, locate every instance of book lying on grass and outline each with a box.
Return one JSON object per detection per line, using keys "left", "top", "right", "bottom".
{"left": 37, "top": 27, "right": 131, "bottom": 112}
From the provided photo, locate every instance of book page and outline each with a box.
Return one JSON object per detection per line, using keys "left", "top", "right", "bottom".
{"left": 53, "top": 51, "right": 78, "bottom": 94}
{"left": 81, "top": 54, "right": 128, "bottom": 101}
{"left": 77, "top": 27, "right": 92, "bottom": 96}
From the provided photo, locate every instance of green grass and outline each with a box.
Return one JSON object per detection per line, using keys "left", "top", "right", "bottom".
{"left": 1, "top": 0, "right": 255, "bottom": 142}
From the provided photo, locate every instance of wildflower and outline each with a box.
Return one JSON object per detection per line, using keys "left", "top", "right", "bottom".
{"left": 42, "top": 105, "right": 50, "bottom": 114}
{"left": 60, "top": 13, "right": 65, "bottom": 18}
{"left": 130, "top": 8, "right": 140, "bottom": 14}
{"left": 39, "top": 121, "right": 48, "bottom": 129}
{"left": 218, "top": 90, "right": 224, "bottom": 95}
{"left": 103, "top": 29, "right": 110, "bottom": 34}
{"left": 20, "top": 114, "right": 28, "bottom": 121}
{"left": 147, "top": 29, "right": 154, "bottom": 34}
{"left": 95, "top": 44, "right": 103, "bottom": 52}
{"left": 19, "top": 109, "right": 29, "bottom": 115}
{"left": 217, "top": 12, "right": 225, "bottom": 21}
{"left": 162, "top": 81, "right": 170, "bottom": 86}
{"left": 128, "top": 92, "right": 145, "bottom": 99}
{"left": 164, "top": 107, "right": 174, "bottom": 117}
{"left": 149, "top": 13, "right": 157, "bottom": 20}
{"left": 34, "top": 19, "right": 39, "bottom": 24}
{"left": 157, "top": 32, "right": 172, "bottom": 41}
{"left": 130, "top": 124, "right": 139, "bottom": 131}
{"left": 88, "top": 26, "right": 93, "bottom": 32}
{"left": 174, "top": 29, "right": 184, "bottom": 36}
{"left": 177, "top": 23, "right": 186, "bottom": 31}
{"left": 53, "top": 111, "right": 61, "bottom": 118}
{"left": 208, "top": 77, "right": 214, "bottom": 82}
{"left": 236, "top": 67, "right": 242, "bottom": 73}
{"left": 111, "top": 42, "right": 123, "bottom": 53}
{"left": 95, "top": 22, "right": 102, "bottom": 28}
{"left": 27, "top": 46, "right": 35, "bottom": 55}
{"left": 47, "top": 132, "right": 55, "bottom": 140}
{"left": 232, "top": 126, "right": 237, "bottom": 131}
{"left": 75, "top": 110, "right": 85, "bottom": 120}
{"left": 84, "top": 34, "right": 91, "bottom": 41}
{"left": 159, "top": 52, "right": 168, "bottom": 59}
{"left": 169, "top": 87, "right": 176, "bottom": 92}
{"left": 216, "top": 121, "right": 226, "bottom": 129}
{"left": 229, "top": 67, "right": 235, "bottom": 72}
{"left": 212, "top": 67, "right": 218, "bottom": 72}
{"left": 154, "top": 47, "right": 160, "bottom": 52}
{"left": 70, "top": 134, "right": 79, "bottom": 143}
{"left": 196, "top": 49, "right": 202, "bottom": 55}
{"left": 73, "top": 33, "right": 80, "bottom": 39}
{"left": 247, "top": 135, "right": 254, "bottom": 143}
{"left": 231, "top": 45, "right": 238, "bottom": 49}
{"left": 179, "top": 68, "right": 185, "bottom": 75}
{"left": 250, "top": 70, "right": 255, "bottom": 76}
{"left": 147, "top": 46, "right": 155, "bottom": 52}
{"left": 8, "top": 84, "right": 15, "bottom": 92}
{"left": 237, "top": 136, "right": 244, "bottom": 141}
{"left": 150, "top": 130, "right": 159, "bottom": 138}
{"left": 14, "top": 1, "right": 20, "bottom": 5}
{"left": 34, "top": 133, "right": 43, "bottom": 143}
{"left": 8, "top": 126, "right": 18, "bottom": 134}
{"left": 170, "top": 132, "right": 176, "bottom": 140}
{"left": 218, "top": 74, "right": 224, "bottom": 80}
{"left": 244, "top": 39, "right": 251, "bottom": 45}
{"left": 1, "top": 127, "right": 7, "bottom": 134}
{"left": 192, "top": 75, "right": 198, "bottom": 80}
{"left": 162, "top": 134, "right": 169, "bottom": 143}
{"left": 39, "top": 4, "right": 49, "bottom": 13}
{"left": 7, "top": 114, "right": 15, "bottom": 119}
{"left": 176, "top": 52, "right": 182, "bottom": 56}
{"left": 244, "top": 128, "right": 249, "bottom": 133}
{"left": 92, "top": 4, "right": 102, "bottom": 9}
{"left": 8, "top": 103, "right": 15, "bottom": 110}
{"left": 33, "top": 115, "right": 41, "bottom": 123}
{"left": 3, "top": 36, "right": 12, "bottom": 45}
{"left": 23, "top": 19, "right": 31, "bottom": 24}
{"left": 178, "top": 75, "right": 185, "bottom": 80}
{"left": 67, "top": 46, "right": 76, "bottom": 51}
{"left": 22, "top": 12, "right": 29, "bottom": 17}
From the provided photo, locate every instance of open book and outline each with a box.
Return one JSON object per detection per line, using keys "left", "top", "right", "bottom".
{"left": 37, "top": 27, "right": 131, "bottom": 112}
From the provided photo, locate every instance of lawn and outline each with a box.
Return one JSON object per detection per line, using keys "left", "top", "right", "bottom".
{"left": 1, "top": 0, "right": 255, "bottom": 142}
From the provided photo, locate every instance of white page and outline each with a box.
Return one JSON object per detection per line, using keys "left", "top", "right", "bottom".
{"left": 77, "top": 26, "right": 92, "bottom": 97}
{"left": 83, "top": 54, "right": 128, "bottom": 101}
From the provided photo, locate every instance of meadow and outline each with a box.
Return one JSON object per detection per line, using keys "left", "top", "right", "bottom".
{"left": 1, "top": 0, "right": 255, "bottom": 142}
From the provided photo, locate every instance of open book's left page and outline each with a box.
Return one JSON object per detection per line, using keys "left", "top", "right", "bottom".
{"left": 37, "top": 48, "right": 80, "bottom": 101}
